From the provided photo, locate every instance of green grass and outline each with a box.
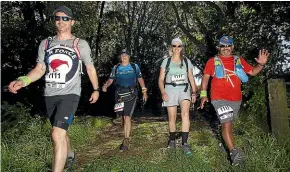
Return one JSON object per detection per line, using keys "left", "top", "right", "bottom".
{"left": 1, "top": 102, "right": 290, "bottom": 171}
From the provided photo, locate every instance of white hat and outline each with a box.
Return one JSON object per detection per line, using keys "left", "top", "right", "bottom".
{"left": 171, "top": 37, "right": 183, "bottom": 45}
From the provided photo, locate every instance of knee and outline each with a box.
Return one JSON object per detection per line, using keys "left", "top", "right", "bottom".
{"left": 181, "top": 112, "right": 190, "bottom": 119}
{"left": 168, "top": 115, "right": 176, "bottom": 122}
{"left": 221, "top": 122, "right": 233, "bottom": 131}
{"left": 51, "top": 128, "right": 66, "bottom": 144}
{"left": 123, "top": 116, "right": 131, "bottom": 122}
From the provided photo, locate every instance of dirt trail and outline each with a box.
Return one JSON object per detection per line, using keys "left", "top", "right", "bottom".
{"left": 75, "top": 116, "right": 168, "bottom": 171}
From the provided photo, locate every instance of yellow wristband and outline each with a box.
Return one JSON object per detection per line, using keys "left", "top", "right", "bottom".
{"left": 17, "top": 76, "right": 32, "bottom": 87}
{"left": 200, "top": 90, "right": 207, "bottom": 98}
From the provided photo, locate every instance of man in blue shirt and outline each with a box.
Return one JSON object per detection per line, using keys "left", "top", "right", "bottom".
{"left": 102, "top": 49, "right": 148, "bottom": 151}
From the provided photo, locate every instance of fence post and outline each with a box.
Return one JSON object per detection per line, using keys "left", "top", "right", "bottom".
{"left": 267, "top": 79, "right": 290, "bottom": 141}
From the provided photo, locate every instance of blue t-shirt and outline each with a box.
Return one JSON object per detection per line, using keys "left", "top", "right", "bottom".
{"left": 109, "top": 63, "right": 142, "bottom": 87}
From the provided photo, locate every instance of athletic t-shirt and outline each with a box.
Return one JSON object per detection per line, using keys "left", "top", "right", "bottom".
{"left": 204, "top": 55, "right": 253, "bottom": 101}
{"left": 160, "top": 58, "right": 193, "bottom": 90}
{"left": 37, "top": 36, "right": 93, "bottom": 96}
{"left": 109, "top": 63, "right": 142, "bottom": 87}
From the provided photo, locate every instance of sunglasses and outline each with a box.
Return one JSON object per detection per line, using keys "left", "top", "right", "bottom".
{"left": 53, "top": 16, "right": 72, "bottom": 21}
{"left": 220, "top": 44, "right": 232, "bottom": 48}
{"left": 172, "top": 45, "right": 182, "bottom": 48}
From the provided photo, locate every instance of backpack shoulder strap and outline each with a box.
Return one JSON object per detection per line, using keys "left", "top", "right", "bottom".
{"left": 44, "top": 37, "right": 52, "bottom": 51}
{"left": 72, "top": 37, "right": 81, "bottom": 59}
{"left": 114, "top": 63, "right": 121, "bottom": 76}
{"left": 44, "top": 37, "right": 53, "bottom": 63}
{"left": 214, "top": 55, "right": 222, "bottom": 65}
{"left": 184, "top": 57, "right": 188, "bottom": 72}
{"left": 164, "top": 58, "right": 171, "bottom": 77}
{"left": 165, "top": 58, "right": 171, "bottom": 70}
{"left": 130, "top": 63, "right": 138, "bottom": 78}
{"left": 234, "top": 55, "right": 242, "bottom": 64}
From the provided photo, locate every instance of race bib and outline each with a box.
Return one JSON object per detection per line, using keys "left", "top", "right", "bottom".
{"left": 171, "top": 74, "right": 186, "bottom": 84}
{"left": 114, "top": 102, "right": 124, "bottom": 112}
{"left": 45, "top": 71, "right": 66, "bottom": 88}
{"left": 217, "top": 106, "right": 234, "bottom": 120}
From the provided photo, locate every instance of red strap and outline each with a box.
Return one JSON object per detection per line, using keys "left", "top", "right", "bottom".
{"left": 44, "top": 39, "right": 49, "bottom": 50}
{"left": 72, "top": 38, "right": 81, "bottom": 59}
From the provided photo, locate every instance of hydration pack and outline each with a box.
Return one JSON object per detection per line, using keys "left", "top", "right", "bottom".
{"left": 214, "top": 55, "right": 248, "bottom": 83}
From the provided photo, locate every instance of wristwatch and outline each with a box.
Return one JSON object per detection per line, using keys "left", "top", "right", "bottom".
{"left": 93, "top": 88, "right": 100, "bottom": 92}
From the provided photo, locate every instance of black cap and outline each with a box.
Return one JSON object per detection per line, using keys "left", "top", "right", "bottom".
{"left": 53, "top": 6, "right": 73, "bottom": 18}
{"left": 120, "top": 49, "right": 129, "bottom": 55}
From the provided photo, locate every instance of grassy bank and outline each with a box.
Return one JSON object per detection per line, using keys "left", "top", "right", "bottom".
{"left": 1, "top": 102, "right": 290, "bottom": 171}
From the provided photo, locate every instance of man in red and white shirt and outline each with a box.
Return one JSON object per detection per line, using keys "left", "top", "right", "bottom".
{"left": 200, "top": 36, "right": 270, "bottom": 165}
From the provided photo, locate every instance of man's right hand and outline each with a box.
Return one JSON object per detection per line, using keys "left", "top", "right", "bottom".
{"left": 8, "top": 80, "right": 24, "bottom": 94}
{"left": 200, "top": 97, "right": 208, "bottom": 109}
{"left": 161, "top": 92, "right": 168, "bottom": 101}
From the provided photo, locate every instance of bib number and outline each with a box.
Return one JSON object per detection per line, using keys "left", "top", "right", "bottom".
{"left": 171, "top": 74, "right": 186, "bottom": 84}
{"left": 217, "top": 106, "right": 233, "bottom": 120}
{"left": 45, "top": 72, "right": 66, "bottom": 88}
{"left": 114, "top": 102, "right": 124, "bottom": 112}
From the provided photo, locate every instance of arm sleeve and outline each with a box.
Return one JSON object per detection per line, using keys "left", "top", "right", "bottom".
{"left": 36, "top": 39, "right": 47, "bottom": 66}
{"left": 109, "top": 66, "right": 116, "bottom": 79}
{"left": 79, "top": 39, "right": 94, "bottom": 65}
{"left": 239, "top": 57, "right": 253, "bottom": 73}
{"left": 135, "top": 64, "right": 142, "bottom": 78}
{"left": 203, "top": 58, "right": 214, "bottom": 76}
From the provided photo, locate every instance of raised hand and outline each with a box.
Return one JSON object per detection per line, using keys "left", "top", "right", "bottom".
{"left": 255, "top": 49, "right": 270, "bottom": 66}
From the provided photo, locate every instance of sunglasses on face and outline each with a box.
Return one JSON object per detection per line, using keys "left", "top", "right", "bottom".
{"left": 220, "top": 44, "right": 232, "bottom": 48}
{"left": 172, "top": 45, "right": 182, "bottom": 48}
{"left": 54, "top": 16, "right": 72, "bottom": 21}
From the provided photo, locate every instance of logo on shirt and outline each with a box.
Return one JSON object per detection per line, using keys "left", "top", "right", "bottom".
{"left": 45, "top": 45, "right": 80, "bottom": 87}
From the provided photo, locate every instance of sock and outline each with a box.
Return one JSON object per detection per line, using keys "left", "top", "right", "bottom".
{"left": 181, "top": 132, "right": 189, "bottom": 145}
{"left": 169, "top": 132, "right": 176, "bottom": 140}
{"left": 68, "top": 151, "right": 75, "bottom": 158}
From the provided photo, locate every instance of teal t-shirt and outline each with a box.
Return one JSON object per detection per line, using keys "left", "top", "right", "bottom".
{"left": 160, "top": 57, "right": 193, "bottom": 90}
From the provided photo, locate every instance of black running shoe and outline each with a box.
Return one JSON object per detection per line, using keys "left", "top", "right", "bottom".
{"left": 120, "top": 138, "right": 129, "bottom": 151}
{"left": 230, "top": 148, "right": 245, "bottom": 166}
{"left": 167, "top": 140, "right": 176, "bottom": 149}
{"left": 66, "top": 153, "right": 75, "bottom": 171}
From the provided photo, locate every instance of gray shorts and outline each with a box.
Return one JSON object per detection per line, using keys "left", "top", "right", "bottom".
{"left": 162, "top": 88, "right": 191, "bottom": 107}
{"left": 211, "top": 100, "right": 241, "bottom": 123}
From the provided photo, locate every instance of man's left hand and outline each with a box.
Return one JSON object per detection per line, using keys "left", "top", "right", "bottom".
{"left": 143, "top": 93, "right": 148, "bottom": 102}
{"left": 255, "top": 49, "right": 270, "bottom": 65}
{"left": 89, "top": 91, "right": 99, "bottom": 104}
{"left": 191, "top": 95, "right": 196, "bottom": 103}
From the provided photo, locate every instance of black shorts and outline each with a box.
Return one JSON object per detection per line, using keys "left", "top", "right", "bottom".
{"left": 45, "top": 94, "right": 80, "bottom": 130}
{"left": 115, "top": 88, "right": 137, "bottom": 117}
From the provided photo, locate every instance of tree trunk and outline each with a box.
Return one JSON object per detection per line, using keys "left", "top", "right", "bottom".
{"left": 95, "top": 1, "right": 105, "bottom": 67}
{"left": 267, "top": 79, "right": 290, "bottom": 141}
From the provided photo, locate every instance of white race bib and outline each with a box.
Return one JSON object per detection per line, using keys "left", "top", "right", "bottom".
{"left": 114, "top": 102, "right": 124, "bottom": 112}
{"left": 45, "top": 72, "right": 66, "bottom": 87}
{"left": 217, "top": 106, "right": 234, "bottom": 120}
{"left": 171, "top": 74, "right": 186, "bottom": 84}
